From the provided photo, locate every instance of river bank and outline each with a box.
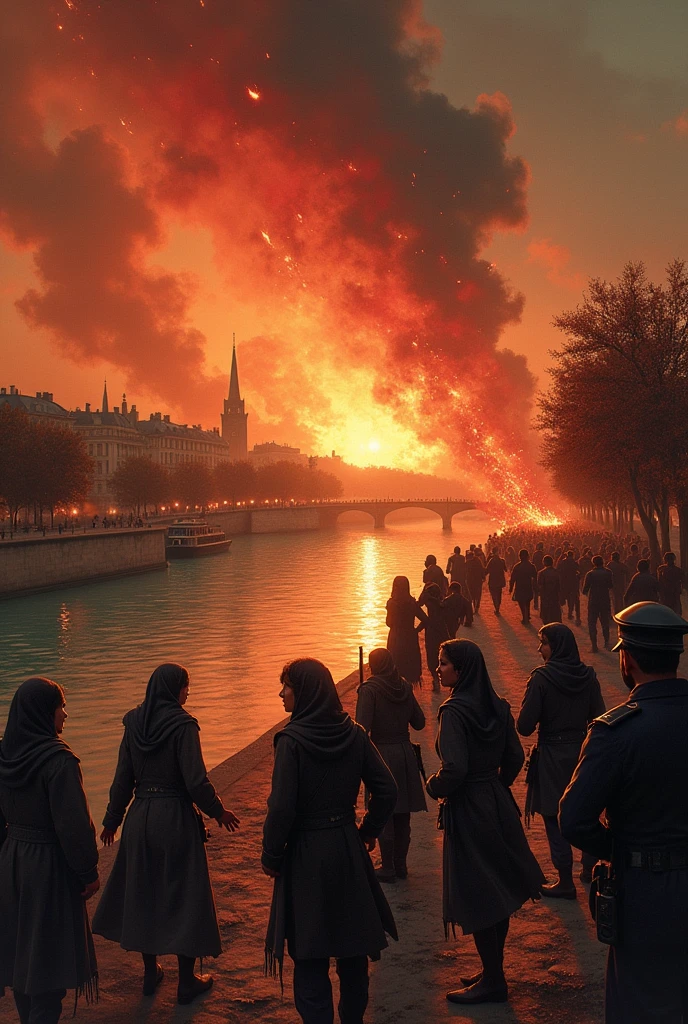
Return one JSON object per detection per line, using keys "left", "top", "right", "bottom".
{"left": 7, "top": 586, "right": 656, "bottom": 1024}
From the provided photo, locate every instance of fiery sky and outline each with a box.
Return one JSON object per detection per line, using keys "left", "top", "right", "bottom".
{"left": 1, "top": 1, "right": 686, "bottom": 519}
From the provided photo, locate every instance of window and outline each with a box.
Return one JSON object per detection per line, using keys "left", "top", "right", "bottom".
{"left": 97, "top": 443, "right": 102, "bottom": 456}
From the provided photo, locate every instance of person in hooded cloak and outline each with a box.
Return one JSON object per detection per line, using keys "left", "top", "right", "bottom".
{"left": 426, "top": 640, "right": 544, "bottom": 1006}
{"left": 0, "top": 677, "right": 99, "bottom": 1024}
{"left": 262, "top": 658, "right": 397, "bottom": 1024}
{"left": 419, "top": 582, "right": 452, "bottom": 689}
{"left": 384, "top": 576, "right": 427, "bottom": 685}
{"left": 355, "top": 648, "right": 426, "bottom": 882}
{"left": 92, "top": 663, "right": 240, "bottom": 1005}
{"left": 517, "top": 624, "right": 605, "bottom": 896}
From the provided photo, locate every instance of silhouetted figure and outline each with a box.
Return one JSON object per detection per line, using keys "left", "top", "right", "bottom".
{"left": 263, "top": 659, "right": 397, "bottom": 1023}
{"left": 0, "top": 678, "right": 99, "bottom": 1024}
{"left": 509, "top": 550, "right": 538, "bottom": 625}
{"left": 557, "top": 551, "right": 581, "bottom": 624}
{"left": 577, "top": 548, "right": 593, "bottom": 581}
{"left": 423, "top": 555, "right": 448, "bottom": 597}
{"left": 505, "top": 545, "right": 516, "bottom": 572}
{"left": 93, "top": 664, "right": 240, "bottom": 1004}
{"left": 442, "top": 582, "right": 474, "bottom": 635}
{"left": 426, "top": 640, "right": 544, "bottom": 1006}
{"left": 583, "top": 555, "right": 614, "bottom": 653}
{"left": 465, "top": 551, "right": 486, "bottom": 613}
{"left": 658, "top": 551, "right": 684, "bottom": 614}
{"left": 485, "top": 548, "right": 507, "bottom": 614}
{"left": 517, "top": 625, "right": 604, "bottom": 897}
{"left": 537, "top": 556, "right": 562, "bottom": 624}
{"left": 446, "top": 546, "right": 467, "bottom": 588}
{"left": 606, "top": 551, "right": 630, "bottom": 614}
{"left": 356, "top": 649, "right": 426, "bottom": 882}
{"left": 476, "top": 544, "right": 486, "bottom": 566}
{"left": 420, "top": 583, "right": 452, "bottom": 690}
{"left": 624, "top": 543, "right": 640, "bottom": 578}
{"left": 385, "top": 576, "right": 427, "bottom": 686}
{"left": 532, "top": 543, "right": 545, "bottom": 611}
{"left": 624, "top": 559, "right": 660, "bottom": 606}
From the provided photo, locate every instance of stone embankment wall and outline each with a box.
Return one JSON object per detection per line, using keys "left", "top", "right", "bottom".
{"left": 206, "top": 506, "right": 320, "bottom": 534}
{"left": 0, "top": 528, "right": 167, "bottom": 599}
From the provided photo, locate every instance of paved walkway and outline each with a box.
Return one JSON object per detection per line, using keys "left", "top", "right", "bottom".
{"left": 8, "top": 594, "right": 660, "bottom": 1023}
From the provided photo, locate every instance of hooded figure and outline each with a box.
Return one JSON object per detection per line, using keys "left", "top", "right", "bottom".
{"left": 0, "top": 678, "right": 99, "bottom": 1024}
{"left": 426, "top": 640, "right": 544, "bottom": 1006}
{"left": 92, "top": 663, "right": 238, "bottom": 1006}
{"left": 385, "top": 576, "right": 427, "bottom": 685}
{"left": 355, "top": 649, "right": 426, "bottom": 882}
{"left": 263, "top": 658, "right": 397, "bottom": 1024}
{"left": 517, "top": 624, "right": 605, "bottom": 896}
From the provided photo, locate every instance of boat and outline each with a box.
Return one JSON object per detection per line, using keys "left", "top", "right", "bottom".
{"left": 166, "top": 520, "right": 232, "bottom": 558}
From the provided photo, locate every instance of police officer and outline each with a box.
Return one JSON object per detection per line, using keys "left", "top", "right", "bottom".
{"left": 559, "top": 602, "right": 688, "bottom": 1023}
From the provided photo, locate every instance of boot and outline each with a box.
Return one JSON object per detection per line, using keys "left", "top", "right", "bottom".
{"left": 446, "top": 979, "right": 508, "bottom": 1004}
{"left": 177, "top": 955, "right": 213, "bottom": 1005}
{"left": 375, "top": 821, "right": 396, "bottom": 882}
{"left": 142, "top": 953, "right": 164, "bottom": 996}
{"left": 542, "top": 867, "right": 576, "bottom": 899}
{"left": 393, "top": 815, "right": 411, "bottom": 880}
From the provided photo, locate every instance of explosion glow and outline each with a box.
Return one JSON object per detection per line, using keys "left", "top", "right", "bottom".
{"left": 0, "top": 0, "right": 561, "bottom": 524}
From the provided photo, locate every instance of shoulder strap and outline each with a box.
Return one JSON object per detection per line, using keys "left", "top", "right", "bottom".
{"left": 594, "top": 702, "right": 641, "bottom": 727}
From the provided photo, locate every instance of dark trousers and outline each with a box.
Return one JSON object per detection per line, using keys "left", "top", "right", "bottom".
{"left": 517, "top": 599, "right": 531, "bottom": 623}
{"left": 469, "top": 584, "right": 482, "bottom": 612}
{"left": 565, "top": 589, "right": 581, "bottom": 621}
{"left": 378, "top": 813, "right": 411, "bottom": 875}
{"left": 293, "top": 956, "right": 369, "bottom": 1024}
{"left": 612, "top": 587, "right": 626, "bottom": 615}
{"left": 13, "top": 990, "right": 66, "bottom": 1024}
{"left": 588, "top": 603, "right": 610, "bottom": 647}
{"left": 489, "top": 585, "right": 503, "bottom": 612}
{"left": 543, "top": 815, "right": 595, "bottom": 873}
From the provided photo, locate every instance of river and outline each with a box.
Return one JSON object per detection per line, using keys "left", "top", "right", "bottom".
{"left": 0, "top": 509, "right": 497, "bottom": 824}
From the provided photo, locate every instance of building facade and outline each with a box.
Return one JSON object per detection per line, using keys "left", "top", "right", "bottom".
{"left": 0, "top": 385, "right": 73, "bottom": 428}
{"left": 248, "top": 441, "right": 309, "bottom": 468}
{"left": 138, "top": 414, "right": 231, "bottom": 470}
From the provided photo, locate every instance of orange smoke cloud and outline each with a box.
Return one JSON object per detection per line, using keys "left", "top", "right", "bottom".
{"left": 0, "top": 1, "right": 558, "bottom": 521}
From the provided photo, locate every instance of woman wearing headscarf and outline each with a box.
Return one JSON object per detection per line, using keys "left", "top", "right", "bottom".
{"left": 385, "top": 576, "right": 427, "bottom": 685}
{"left": 92, "top": 663, "right": 240, "bottom": 1005}
{"left": 517, "top": 624, "right": 605, "bottom": 895}
{"left": 419, "top": 582, "right": 451, "bottom": 690}
{"left": 355, "top": 648, "right": 426, "bottom": 883}
{"left": 426, "top": 640, "right": 544, "bottom": 1006}
{"left": 0, "top": 677, "right": 99, "bottom": 1024}
{"left": 263, "top": 658, "right": 397, "bottom": 1024}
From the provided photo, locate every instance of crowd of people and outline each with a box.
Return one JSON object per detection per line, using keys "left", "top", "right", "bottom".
{"left": 1, "top": 524, "right": 688, "bottom": 1024}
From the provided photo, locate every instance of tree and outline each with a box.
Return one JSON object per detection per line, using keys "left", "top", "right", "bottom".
{"left": 213, "top": 460, "right": 257, "bottom": 504}
{"left": 111, "top": 457, "right": 170, "bottom": 515}
{"left": 540, "top": 260, "right": 688, "bottom": 568}
{"left": 170, "top": 462, "right": 213, "bottom": 509}
{"left": 0, "top": 406, "right": 34, "bottom": 525}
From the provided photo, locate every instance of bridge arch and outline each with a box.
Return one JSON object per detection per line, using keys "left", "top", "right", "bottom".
{"left": 319, "top": 500, "right": 477, "bottom": 531}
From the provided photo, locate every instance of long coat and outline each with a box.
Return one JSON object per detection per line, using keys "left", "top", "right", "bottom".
{"left": 0, "top": 757, "right": 98, "bottom": 996}
{"left": 386, "top": 598, "right": 427, "bottom": 685}
{"left": 355, "top": 683, "right": 427, "bottom": 814}
{"left": 426, "top": 709, "right": 544, "bottom": 934}
{"left": 537, "top": 567, "right": 562, "bottom": 624}
{"left": 92, "top": 725, "right": 223, "bottom": 957}
{"left": 517, "top": 668, "right": 605, "bottom": 816}
{"left": 262, "top": 726, "right": 397, "bottom": 961}
{"left": 510, "top": 561, "right": 538, "bottom": 602}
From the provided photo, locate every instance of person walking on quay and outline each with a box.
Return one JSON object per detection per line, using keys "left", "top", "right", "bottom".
{"left": 419, "top": 582, "right": 452, "bottom": 689}
{"left": 517, "top": 625, "right": 604, "bottom": 897}
{"left": 509, "top": 549, "right": 538, "bottom": 625}
{"left": 263, "top": 659, "right": 398, "bottom": 1024}
{"left": 623, "top": 558, "right": 660, "bottom": 606}
{"left": 442, "top": 582, "right": 473, "bottom": 636}
{"left": 624, "top": 542, "right": 640, "bottom": 578}
{"left": 505, "top": 545, "right": 516, "bottom": 572}
{"left": 0, "top": 678, "right": 99, "bottom": 1024}
{"left": 385, "top": 576, "right": 428, "bottom": 686}
{"left": 532, "top": 542, "right": 545, "bottom": 611}
{"left": 423, "top": 554, "right": 448, "bottom": 597}
{"left": 446, "top": 546, "right": 467, "bottom": 589}
{"left": 485, "top": 547, "right": 507, "bottom": 615}
{"left": 560, "top": 603, "right": 688, "bottom": 1024}
{"left": 355, "top": 648, "right": 426, "bottom": 883}
{"left": 465, "top": 550, "right": 486, "bottom": 614}
{"left": 657, "top": 551, "right": 683, "bottom": 614}
{"left": 426, "top": 640, "right": 544, "bottom": 1005}
{"left": 578, "top": 547, "right": 594, "bottom": 582}
{"left": 606, "top": 551, "right": 630, "bottom": 614}
{"left": 537, "top": 555, "right": 562, "bottom": 624}
{"left": 558, "top": 550, "right": 582, "bottom": 624}
{"left": 583, "top": 555, "right": 614, "bottom": 653}
{"left": 92, "top": 663, "right": 240, "bottom": 1005}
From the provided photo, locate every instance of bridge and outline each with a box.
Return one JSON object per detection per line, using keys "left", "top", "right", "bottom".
{"left": 317, "top": 498, "right": 478, "bottom": 531}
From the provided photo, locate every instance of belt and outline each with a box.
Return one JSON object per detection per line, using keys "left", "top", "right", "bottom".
{"left": 6, "top": 824, "right": 59, "bottom": 844}
{"left": 625, "top": 846, "right": 688, "bottom": 871}
{"left": 464, "top": 770, "right": 499, "bottom": 784}
{"left": 135, "top": 785, "right": 186, "bottom": 799}
{"left": 293, "top": 810, "right": 356, "bottom": 831}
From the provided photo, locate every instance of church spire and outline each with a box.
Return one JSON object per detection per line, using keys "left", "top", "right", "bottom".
{"left": 102, "top": 379, "right": 109, "bottom": 414}
{"left": 228, "top": 332, "right": 241, "bottom": 402}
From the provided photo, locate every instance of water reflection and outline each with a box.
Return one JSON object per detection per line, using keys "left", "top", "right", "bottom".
{"left": 0, "top": 511, "right": 496, "bottom": 823}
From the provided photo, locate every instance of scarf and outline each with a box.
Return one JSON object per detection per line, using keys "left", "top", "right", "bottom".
{"left": 124, "top": 663, "right": 198, "bottom": 755}
{"left": 533, "top": 623, "right": 597, "bottom": 696}
{"left": 360, "top": 648, "right": 410, "bottom": 704}
{"left": 275, "top": 658, "right": 358, "bottom": 760}
{"left": 438, "top": 639, "right": 508, "bottom": 742}
{"left": 0, "top": 677, "right": 76, "bottom": 788}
